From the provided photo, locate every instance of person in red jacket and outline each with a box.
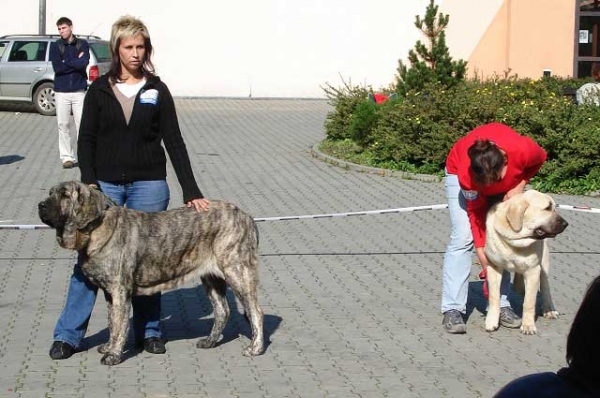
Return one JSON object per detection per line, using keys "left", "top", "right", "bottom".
{"left": 441, "top": 122, "right": 547, "bottom": 334}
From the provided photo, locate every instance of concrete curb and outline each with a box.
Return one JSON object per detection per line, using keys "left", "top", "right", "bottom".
{"left": 310, "top": 142, "right": 442, "bottom": 183}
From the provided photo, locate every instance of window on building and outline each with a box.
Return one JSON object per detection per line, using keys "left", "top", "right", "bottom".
{"left": 578, "top": 0, "right": 600, "bottom": 77}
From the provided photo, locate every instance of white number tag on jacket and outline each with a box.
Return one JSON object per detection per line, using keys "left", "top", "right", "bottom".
{"left": 461, "top": 189, "right": 479, "bottom": 201}
{"left": 140, "top": 89, "right": 159, "bottom": 105}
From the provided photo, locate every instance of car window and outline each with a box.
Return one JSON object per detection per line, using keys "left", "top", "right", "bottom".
{"left": 0, "top": 41, "right": 8, "bottom": 59}
{"left": 8, "top": 41, "right": 47, "bottom": 62}
{"left": 89, "top": 42, "right": 111, "bottom": 62}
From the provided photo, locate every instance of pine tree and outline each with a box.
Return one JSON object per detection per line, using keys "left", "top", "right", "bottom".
{"left": 395, "top": 0, "right": 467, "bottom": 96}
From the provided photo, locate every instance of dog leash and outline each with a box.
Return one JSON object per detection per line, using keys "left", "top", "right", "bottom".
{"left": 479, "top": 268, "right": 489, "bottom": 299}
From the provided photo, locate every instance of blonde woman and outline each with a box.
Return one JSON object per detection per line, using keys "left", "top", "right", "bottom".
{"left": 49, "top": 16, "right": 209, "bottom": 360}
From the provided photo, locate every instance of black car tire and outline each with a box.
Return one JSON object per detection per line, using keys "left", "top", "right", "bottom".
{"left": 33, "top": 82, "right": 56, "bottom": 116}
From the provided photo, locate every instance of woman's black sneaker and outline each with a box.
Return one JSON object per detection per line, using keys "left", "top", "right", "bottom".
{"left": 142, "top": 337, "right": 166, "bottom": 354}
{"left": 49, "top": 341, "right": 75, "bottom": 360}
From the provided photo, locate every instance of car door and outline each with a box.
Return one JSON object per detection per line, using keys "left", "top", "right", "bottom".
{"left": 0, "top": 40, "right": 48, "bottom": 100}
{"left": 0, "top": 40, "right": 10, "bottom": 96}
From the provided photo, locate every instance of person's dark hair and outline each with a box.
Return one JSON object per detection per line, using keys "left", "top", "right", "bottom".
{"left": 107, "top": 15, "right": 155, "bottom": 83}
{"left": 566, "top": 275, "right": 600, "bottom": 380}
{"left": 56, "top": 17, "right": 73, "bottom": 27}
{"left": 467, "top": 139, "right": 506, "bottom": 186}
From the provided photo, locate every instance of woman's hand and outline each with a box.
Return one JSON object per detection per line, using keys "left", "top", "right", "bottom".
{"left": 504, "top": 180, "right": 527, "bottom": 201}
{"left": 186, "top": 198, "right": 210, "bottom": 212}
{"left": 476, "top": 248, "right": 490, "bottom": 299}
{"left": 475, "top": 247, "right": 489, "bottom": 272}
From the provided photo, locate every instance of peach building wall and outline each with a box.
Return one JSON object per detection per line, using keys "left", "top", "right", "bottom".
{"left": 440, "top": 0, "right": 578, "bottom": 79}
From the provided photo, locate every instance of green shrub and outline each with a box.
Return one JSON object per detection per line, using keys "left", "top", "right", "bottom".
{"left": 322, "top": 79, "right": 371, "bottom": 141}
{"left": 348, "top": 100, "right": 379, "bottom": 148}
{"left": 322, "top": 76, "right": 600, "bottom": 194}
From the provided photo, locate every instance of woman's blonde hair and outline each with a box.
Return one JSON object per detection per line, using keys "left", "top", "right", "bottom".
{"left": 107, "top": 15, "right": 155, "bottom": 82}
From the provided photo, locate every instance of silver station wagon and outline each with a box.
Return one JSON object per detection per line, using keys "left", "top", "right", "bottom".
{"left": 0, "top": 35, "right": 110, "bottom": 116}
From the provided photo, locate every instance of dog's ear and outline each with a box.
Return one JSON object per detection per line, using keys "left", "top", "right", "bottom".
{"left": 505, "top": 195, "right": 529, "bottom": 232}
{"left": 59, "top": 181, "right": 114, "bottom": 250}
{"left": 71, "top": 182, "right": 112, "bottom": 230}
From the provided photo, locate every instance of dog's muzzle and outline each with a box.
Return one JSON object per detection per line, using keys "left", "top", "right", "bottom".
{"left": 38, "top": 199, "right": 58, "bottom": 228}
{"left": 533, "top": 216, "right": 569, "bottom": 239}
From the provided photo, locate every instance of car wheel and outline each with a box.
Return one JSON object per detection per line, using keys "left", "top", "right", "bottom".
{"left": 33, "top": 82, "right": 56, "bottom": 116}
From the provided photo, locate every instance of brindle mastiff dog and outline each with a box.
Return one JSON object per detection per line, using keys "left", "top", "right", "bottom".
{"left": 484, "top": 190, "right": 568, "bottom": 335}
{"left": 39, "top": 181, "right": 264, "bottom": 365}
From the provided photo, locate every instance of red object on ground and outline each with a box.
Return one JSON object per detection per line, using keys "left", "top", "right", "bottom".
{"left": 479, "top": 268, "right": 489, "bottom": 299}
{"left": 373, "top": 93, "right": 389, "bottom": 104}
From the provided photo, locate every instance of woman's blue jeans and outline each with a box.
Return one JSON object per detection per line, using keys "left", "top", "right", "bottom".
{"left": 53, "top": 180, "right": 170, "bottom": 348}
{"left": 441, "top": 172, "right": 511, "bottom": 314}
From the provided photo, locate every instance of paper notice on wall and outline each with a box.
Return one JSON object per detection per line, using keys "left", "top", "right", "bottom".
{"left": 580, "top": 30, "right": 590, "bottom": 43}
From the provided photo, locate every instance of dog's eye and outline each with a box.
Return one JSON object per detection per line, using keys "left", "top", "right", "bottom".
{"left": 544, "top": 204, "right": 552, "bottom": 211}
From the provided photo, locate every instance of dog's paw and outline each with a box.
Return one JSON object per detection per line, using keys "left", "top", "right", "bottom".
{"left": 97, "top": 343, "right": 109, "bottom": 354}
{"left": 520, "top": 324, "right": 538, "bottom": 335}
{"left": 485, "top": 318, "right": 499, "bottom": 332}
{"left": 196, "top": 337, "right": 217, "bottom": 349}
{"left": 100, "top": 353, "right": 123, "bottom": 366}
{"left": 543, "top": 310, "right": 559, "bottom": 319}
{"left": 242, "top": 344, "right": 265, "bottom": 357}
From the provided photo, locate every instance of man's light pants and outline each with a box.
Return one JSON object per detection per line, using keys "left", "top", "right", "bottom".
{"left": 56, "top": 91, "right": 85, "bottom": 163}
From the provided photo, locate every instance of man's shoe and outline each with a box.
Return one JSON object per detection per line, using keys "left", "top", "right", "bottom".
{"left": 142, "top": 337, "right": 166, "bottom": 354}
{"left": 500, "top": 307, "right": 522, "bottom": 328}
{"left": 62, "top": 161, "right": 74, "bottom": 169}
{"left": 442, "top": 309, "right": 467, "bottom": 334}
{"left": 49, "top": 341, "right": 75, "bottom": 360}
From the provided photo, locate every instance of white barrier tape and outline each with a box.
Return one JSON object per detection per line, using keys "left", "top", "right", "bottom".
{"left": 253, "top": 204, "right": 450, "bottom": 222}
{"left": 556, "top": 204, "right": 600, "bottom": 214}
{"left": 0, "top": 225, "right": 50, "bottom": 230}
{"left": 0, "top": 203, "right": 598, "bottom": 230}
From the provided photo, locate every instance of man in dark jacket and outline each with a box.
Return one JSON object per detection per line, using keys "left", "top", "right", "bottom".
{"left": 49, "top": 17, "right": 89, "bottom": 169}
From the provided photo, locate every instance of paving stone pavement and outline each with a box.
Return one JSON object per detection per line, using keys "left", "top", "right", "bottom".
{"left": 0, "top": 99, "right": 599, "bottom": 398}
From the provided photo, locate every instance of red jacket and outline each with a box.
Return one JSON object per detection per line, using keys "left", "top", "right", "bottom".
{"left": 446, "top": 123, "right": 547, "bottom": 247}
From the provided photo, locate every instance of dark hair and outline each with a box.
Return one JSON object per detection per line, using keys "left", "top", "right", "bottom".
{"left": 566, "top": 275, "right": 600, "bottom": 379}
{"left": 467, "top": 139, "right": 506, "bottom": 186}
{"left": 56, "top": 17, "right": 73, "bottom": 27}
{"left": 107, "top": 15, "right": 155, "bottom": 83}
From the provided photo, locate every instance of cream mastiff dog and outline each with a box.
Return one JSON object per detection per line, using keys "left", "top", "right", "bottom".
{"left": 484, "top": 190, "right": 568, "bottom": 335}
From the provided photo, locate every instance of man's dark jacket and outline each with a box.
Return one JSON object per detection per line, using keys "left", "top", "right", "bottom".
{"left": 49, "top": 36, "right": 90, "bottom": 92}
